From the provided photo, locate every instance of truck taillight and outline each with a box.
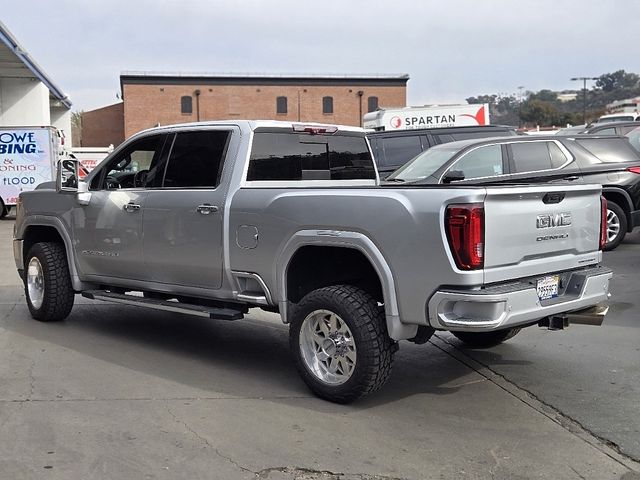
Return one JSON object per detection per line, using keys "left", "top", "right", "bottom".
{"left": 600, "top": 196, "right": 607, "bottom": 250}
{"left": 445, "top": 204, "right": 484, "bottom": 270}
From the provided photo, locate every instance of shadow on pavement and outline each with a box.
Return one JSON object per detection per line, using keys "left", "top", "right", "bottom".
{"left": 0, "top": 291, "right": 530, "bottom": 409}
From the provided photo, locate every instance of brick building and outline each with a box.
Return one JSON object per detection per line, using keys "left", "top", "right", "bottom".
{"left": 78, "top": 102, "right": 124, "bottom": 147}
{"left": 118, "top": 72, "right": 408, "bottom": 141}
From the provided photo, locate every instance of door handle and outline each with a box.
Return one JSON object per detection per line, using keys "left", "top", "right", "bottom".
{"left": 565, "top": 176, "right": 579, "bottom": 181}
{"left": 123, "top": 202, "right": 141, "bottom": 213}
{"left": 196, "top": 204, "right": 219, "bottom": 215}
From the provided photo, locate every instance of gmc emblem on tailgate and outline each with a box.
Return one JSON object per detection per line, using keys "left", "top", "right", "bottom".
{"left": 536, "top": 213, "right": 572, "bottom": 228}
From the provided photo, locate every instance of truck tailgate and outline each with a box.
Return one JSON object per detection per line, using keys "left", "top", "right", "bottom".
{"left": 483, "top": 184, "right": 602, "bottom": 284}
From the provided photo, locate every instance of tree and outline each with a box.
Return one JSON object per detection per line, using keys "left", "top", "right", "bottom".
{"left": 595, "top": 70, "right": 640, "bottom": 92}
{"left": 519, "top": 99, "right": 560, "bottom": 126}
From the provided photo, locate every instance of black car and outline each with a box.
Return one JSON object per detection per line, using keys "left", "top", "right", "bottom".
{"left": 367, "top": 125, "right": 517, "bottom": 178}
{"left": 385, "top": 134, "right": 640, "bottom": 250}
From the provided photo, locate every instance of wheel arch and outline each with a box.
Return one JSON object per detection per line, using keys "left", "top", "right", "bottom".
{"left": 20, "top": 217, "right": 84, "bottom": 291}
{"left": 276, "top": 230, "right": 416, "bottom": 340}
{"left": 602, "top": 187, "right": 633, "bottom": 232}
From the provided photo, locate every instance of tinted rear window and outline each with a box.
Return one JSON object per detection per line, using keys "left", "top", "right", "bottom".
{"left": 575, "top": 138, "right": 640, "bottom": 163}
{"left": 247, "top": 133, "right": 375, "bottom": 181}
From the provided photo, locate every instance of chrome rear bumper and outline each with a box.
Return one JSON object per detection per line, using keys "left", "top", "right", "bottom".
{"left": 428, "top": 266, "right": 612, "bottom": 332}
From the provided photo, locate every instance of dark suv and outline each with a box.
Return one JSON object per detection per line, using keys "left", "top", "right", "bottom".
{"left": 367, "top": 125, "right": 517, "bottom": 178}
{"left": 385, "top": 134, "right": 640, "bottom": 250}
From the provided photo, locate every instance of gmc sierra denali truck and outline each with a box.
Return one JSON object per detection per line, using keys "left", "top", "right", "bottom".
{"left": 13, "top": 120, "right": 612, "bottom": 403}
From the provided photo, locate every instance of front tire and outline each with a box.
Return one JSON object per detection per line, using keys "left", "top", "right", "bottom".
{"left": 289, "top": 285, "right": 396, "bottom": 403}
{"left": 604, "top": 201, "right": 627, "bottom": 251}
{"left": 452, "top": 328, "right": 521, "bottom": 348}
{"left": 25, "top": 242, "right": 75, "bottom": 322}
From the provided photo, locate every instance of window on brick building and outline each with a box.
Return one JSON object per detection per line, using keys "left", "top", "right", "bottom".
{"left": 367, "top": 96, "right": 379, "bottom": 113}
{"left": 322, "top": 96, "right": 333, "bottom": 114}
{"left": 276, "top": 96, "right": 288, "bottom": 114}
{"left": 181, "top": 96, "right": 193, "bottom": 114}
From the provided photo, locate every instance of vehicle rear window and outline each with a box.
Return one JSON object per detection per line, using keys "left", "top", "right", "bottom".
{"left": 247, "top": 133, "right": 375, "bottom": 181}
{"left": 575, "top": 138, "right": 640, "bottom": 163}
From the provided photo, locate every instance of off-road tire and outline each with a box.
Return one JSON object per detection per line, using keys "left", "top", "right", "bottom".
{"left": 452, "top": 328, "right": 521, "bottom": 348}
{"left": 604, "top": 201, "right": 627, "bottom": 251}
{"left": 25, "top": 242, "right": 75, "bottom": 322}
{"left": 289, "top": 285, "right": 396, "bottom": 403}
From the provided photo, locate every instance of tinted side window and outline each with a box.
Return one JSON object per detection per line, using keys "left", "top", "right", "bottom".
{"left": 511, "top": 142, "right": 564, "bottom": 173}
{"left": 452, "top": 145, "right": 503, "bottom": 179}
{"left": 247, "top": 133, "right": 375, "bottom": 181}
{"left": 575, "top": 138, "right": 640, "bottom": 163}
{"left": 162, "top": 131, "right": 230, "bottom": 188}
{"left": 379, "top": 136, "right": 423, "bottom": 167}
{"left": 620, "top": 125, "right": 639, "bottom": 135}
{"left": 593, "top": 127, "right": 616, "bottom": 135}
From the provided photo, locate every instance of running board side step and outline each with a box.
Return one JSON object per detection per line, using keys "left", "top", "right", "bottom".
{"left": 81, "top": 290, "right": 244, "bottom": 320}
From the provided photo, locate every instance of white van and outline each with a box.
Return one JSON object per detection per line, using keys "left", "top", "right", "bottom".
{"left": 0, "top": 126, "right": 65, "bottom": 218}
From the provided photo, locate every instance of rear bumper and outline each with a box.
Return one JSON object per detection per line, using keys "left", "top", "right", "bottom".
{"left": 427, "top": 266, "right": 612, "bottom": 332}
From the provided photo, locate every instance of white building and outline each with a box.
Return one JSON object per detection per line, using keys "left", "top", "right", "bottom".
{"left": 0, "top": 21, "right": 72, "bottom": 140}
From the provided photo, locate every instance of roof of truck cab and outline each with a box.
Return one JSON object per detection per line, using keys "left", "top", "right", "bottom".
{"left": 133, "top": 120, "right": 366, "bottom": 137}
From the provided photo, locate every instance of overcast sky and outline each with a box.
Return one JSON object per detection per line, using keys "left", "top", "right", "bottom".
{"left": 3, "top": 0, "right": 639, "bottom": 112}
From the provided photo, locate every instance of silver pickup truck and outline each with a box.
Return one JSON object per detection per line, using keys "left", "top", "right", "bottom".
{"left": 13, "top": 120, "right": 612, "bottom": 403}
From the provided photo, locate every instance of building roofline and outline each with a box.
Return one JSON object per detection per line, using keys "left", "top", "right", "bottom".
{"left": 0, "top": 21, "right": 72, "bottom": 109}
{"left": 120, "top": 71, "right": 409, "bottom": 92}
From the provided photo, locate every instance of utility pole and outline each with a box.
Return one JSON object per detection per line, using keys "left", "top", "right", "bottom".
{"left": 570, "top": 77, "right": 598, "bottom": 124}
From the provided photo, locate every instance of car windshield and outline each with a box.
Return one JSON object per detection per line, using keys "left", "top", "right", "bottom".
{"left": 386, "top": 145, "right": 460, "bottom": 181}
{"left": 626, "top": 127, "right": 640, "bottom": 152}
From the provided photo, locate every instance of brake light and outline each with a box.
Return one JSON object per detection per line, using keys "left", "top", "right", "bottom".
{"left": 627, "top": 167, "right": 640, "bottom": 174}
{"left": 446, "top": 204, "right": 484, "bottom": 270}
{"left": 292, "top": 124, "right": 338, "bottom": 135}
{"left": 600, "top": 196, "right": 607, "bottom": 250}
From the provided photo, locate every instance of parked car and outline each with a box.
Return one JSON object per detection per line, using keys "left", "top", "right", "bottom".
{"left": 386, "top": 134, "right": 640, "bottom": 250}
{"left": 14, "top": 121, "right": 611, "bottom": 403}
{"left": 367, "top": 125, "right": 518, "bottom": 178}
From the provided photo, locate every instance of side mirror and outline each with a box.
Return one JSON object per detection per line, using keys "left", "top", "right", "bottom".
{"left": 442, "top": 170, "right": 465, "bottom": 184}
{"left": 56, "top": 159, "right": 79, "bottom": 192}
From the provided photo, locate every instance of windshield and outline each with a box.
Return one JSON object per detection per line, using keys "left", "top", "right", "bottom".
{"left": 386, "top": 146, "right": 459, "bottom": 181}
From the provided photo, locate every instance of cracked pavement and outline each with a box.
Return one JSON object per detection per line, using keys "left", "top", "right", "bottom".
{"left": 1, "top": 219, "right": 639, "bottom": 479}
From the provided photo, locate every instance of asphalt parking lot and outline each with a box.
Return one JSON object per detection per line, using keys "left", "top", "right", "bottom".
{"left": 1, "top": 218, "right": 639, "bottom": 480}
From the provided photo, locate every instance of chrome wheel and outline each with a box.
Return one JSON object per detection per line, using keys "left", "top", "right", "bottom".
{"left": 607, "top": 208, "right": 621, "bottom": 243}
{"left": 27, "top": 257, "right": 45, "bottom": 309}
{"left": 299, "top": 309, "right": 357, "bottom": 385}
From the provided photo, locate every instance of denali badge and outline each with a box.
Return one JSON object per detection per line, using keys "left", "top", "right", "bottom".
{"left": 536, "top": 213, "right": 572, "bottom": 228}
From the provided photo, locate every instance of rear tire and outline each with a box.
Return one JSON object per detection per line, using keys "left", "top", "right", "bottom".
{"left": 25, "top": 242, "right": 75, "bottom": 322}
{"left": 452, "top": 328, "right": 521, "bottom": 348}
{"left": 289, "top": 285, "right": 396, "bottom": 403}
{"left": 603, "top": 201, "right": 627, "bottom": 251}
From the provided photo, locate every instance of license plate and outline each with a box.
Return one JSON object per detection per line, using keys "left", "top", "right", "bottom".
{"left": 536, "top": 275, "right": 559, "bottom": 300}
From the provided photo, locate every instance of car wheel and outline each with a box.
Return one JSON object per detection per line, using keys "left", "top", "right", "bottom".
{"left": 289, "top": 285, "right": 396, "bottom": 403}
{"left": 0, "top": 198, "right": 6, "bottom": 219}
{"left": 452, "top": 328, "right": 521, "bottom": 348}
{"left": 25, "top": 242, "right": 75, "bottom": 322}
{"left": 604, "top": 201, "right": 627, "bottom": 251}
